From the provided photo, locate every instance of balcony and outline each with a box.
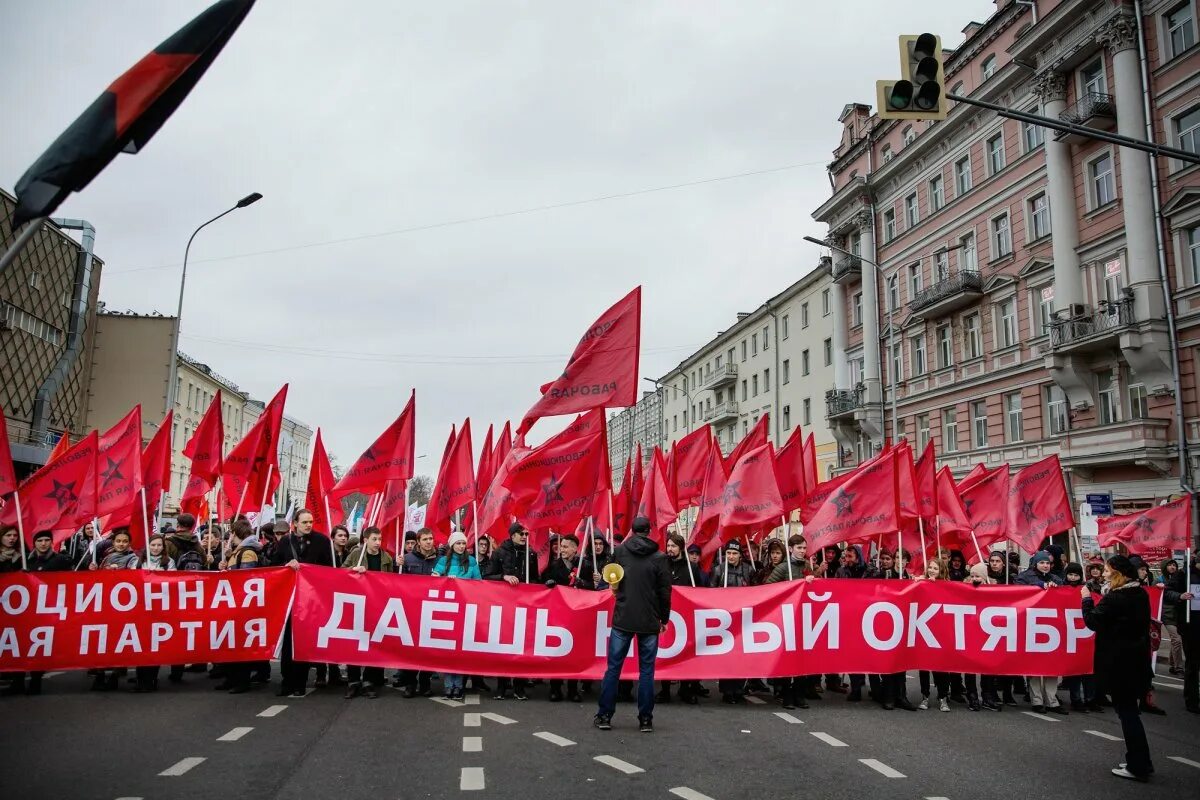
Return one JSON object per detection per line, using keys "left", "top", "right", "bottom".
{"left": 1055, "top": 92, "right": 1116, "bottom": 144}
{"left": 908, "top": 270, "right": 982, "bottom": 318}
{"left": 703, "top": 401, "right": 739, "bottom": 425}
{"left": 831, "top": 254, "right": 862, "bottom": 285}
{"left": 1048, "top": 298, "right": 1135, "bottom": 353}
{"left": 1059, "top": 417, "right": 1172, "bottom": 475}
{"left": 699, "top": 363, "right": 737, "bottom": 392}
{"left": 825, "top": 386, "right": 864, "bottom": 420}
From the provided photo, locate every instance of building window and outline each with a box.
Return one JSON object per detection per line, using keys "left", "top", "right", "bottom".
{"left": 1176, "top": 105, "right": 1200, "bottom": 155}
{"left": 890, "top": 341, "right": 902, "bottom": 383}
{"left": 741, "top": 341, "right": 747, "bottom": 361}
{"left": 752, "top": 333, "right": 758, "bottom": 355}
{"left": 960, "top": 231, "right": 977, "bottom": 271}
{"left": 1166, "top": 3, "right": 1197, "bottom": 58}
{"left": 752, "top": 374, "right": 759, "bottom": 397}
{"left": 763, "top": 368, "right": 771, "bottom": 391}
{"left": 715, "top": 354, "right": 722, "bottom": 369}
{"left": 801, "top": 350, "right": 810, "bottom": 376}
{"left": 783, "top": 406, "right": 791, "bottom": 430}
{"left": 803, "top": 398, "right": 812, "bottom": 426}
{"left": 1004, "top": 392, "right": 1024, "bottom": 442}
{"left": 1035, "top": 286, "right": 1055, "bottom": 336}
{"left": 1089, "top": 152, "right": 1116, "bottom": 207}
{"left": 963, "top": 312, "right": 982, "bottom": 359}
{"left": 942, "top": 409, "right": 959, "bottom": 453}
{"left": 1128, "top": 381, "right": 1148, "bottom": 419}
{"left": 852, "top": 292, "right": 863, "bottom": 326}
{"left": 741, "top": 379, "right": 748, "bottom": 401}
{"left": 908, "top": 263, "right": 923, "bottom": 299}
{"left": 822, "top": 288, "right": 831, "bottom": 315}
{"left": 902, "top": 125, "right": 915, "bottom": 145}
{"left": 782, "top": 314, "right": 790, "bottom": 339}
{"left": 783, "top": 359, "right": 790, "bottom": 384}
{"left": 934, "top": 250, "right": 949, "bottom": 281}
{"left": 0, "top": 303, "right": 64, "bottom": 346}
{"left": 911, "top": 334, "right": 927, "bottom": 376}
{"left": 882, "top": 143, "right": 893, "bottom": 162}
{"left": 884, "top": 208, "right": 896, "bottom": 241}
{"left": 799, "top": 303, "right": 809, "bottom": 329}
{"left": 929, "top": 175, "right": 944, "bottom": 211}
{"left": 743, "top": 420, "right": 749, "bottom": 437}
{"left": 917, "top": 413, "right": 931, "bottom": 450}
{"left": 1028, "top": 193, "right": 1051, "bottom": 239}
{"left": 1187, "top": 226, "right": 1200, "bottom": 285}
{"left": 1097, "top": 369, "right": 1120, "bottom": 424}
{"left": 981, "top": 54, "right": 997, "bottom": 81}
{"left": 1023, "top": 115, "right": 1045, "bottom": 151}
{"left": 1045, "top": 385, "right": 1069, "bottom": 435}
{"left": 763, "top": 325, "right": 770, "bottom": 350}
{"left": 849, "top": 231, "right": 861, "bottom": 256}
{"left": 997, "top": 297, "right": 1017, "bottom": 348}
{"left": 823, "top": 338, "right": 833, "bottom": 366}
{"left": 971, "top": 400, "right": 988, "bottom": 447}
{"left": 728, "top": 347, "right": 735, "bottom": 365}
{"left": 905, "top": 192, "right": 919, "bottom": 227}
{"left": 936, "top": 323, "right": 953, "bottom": 368}
{"left": 986, "top": 133, "right": 1006, "bottom": 175}
{"left": 991, "top": 213, "right": 1012, "bottom": 258}
{"left": 1104, "top": 259, "right": 1125, "bottom": 302}
{"left": 1081, "top": 58, "right": 1107, "bottom": 96}
{"left": 955, "top": 156, "right": 972, "bottom": 195}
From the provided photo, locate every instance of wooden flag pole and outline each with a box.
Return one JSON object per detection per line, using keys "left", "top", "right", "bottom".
{"left": 139, "top": 487, "right": 152, "bottom": 566}
{"left": 782, "top": 516, "right": 792, "bottom": 582}
{"left": 256, "top": 465, "right": 274, "bottom": 526}
{"left": 918, "top": 517, "right": 928, "bottom": 575}
{"left": 324, "top": 496, "right": 337, "bottom": 566}
{"left": 14, "top": 493, "right": 27, "bottom": 570}
{"left": 969, "top": 529, "right": 985, "bottom": 566}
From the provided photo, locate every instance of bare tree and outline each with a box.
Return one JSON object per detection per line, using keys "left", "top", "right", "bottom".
{"left": 408, "top": 474, "right": 434, "bottom": 507}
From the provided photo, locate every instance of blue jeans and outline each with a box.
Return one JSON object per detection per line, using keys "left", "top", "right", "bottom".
{"left": 597, "top": 628, "right": 658, "bottom": 720}
{"left": 444, "top": 673, "right": 464, "bottom": 691}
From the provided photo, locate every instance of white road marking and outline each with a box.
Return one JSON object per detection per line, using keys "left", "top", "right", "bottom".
{"left": 432, "top": 697, "right": 464, "bottom": 708}
{"left": 257, "top": 705, "right": 288, "bottom": 718}
{"left": 159, "top": 757, "right": 206, "bottom": 777}
{"left": 460, "top": 766, "right": 485, "bottom": 790}
{"left": 216, "top": 727, "right": 254, "bottom": 742}
{"left": 41, "top": 671, "right": 64, "bottom": 679}
{"left": 1021, "top": 711, "right": 1061, "bottom": 722}
{"left": 464, "top": 694, "right": 480, "bottom": 705}
{"left": 1168, "top": 756, "right": 1200, "bottom": 769}
{"left": 480, "top": 712, "right": 517, "bottom": 725}
{"left": 925, "top": 796, "right": 950, "bottom": 799}
{"left": 594, "top": 755, "right": 644, "bottom": 774}
{"left": 859, "top": 759, "right": 906, "bottom": 778}
{"left": 114, "top": 797, "right": 144, "bottom": 800}
{"left": 774, "top": 712, "right": 803, "bottom": 724}
{"left": 533, "top": 731, "right": 576, "bottom": 747}
{"left": 809, "top": 732, "right": 848, "bottom": 747}
{"left": 463, "top": 737, "right": 482, "bottom": 753}
{"left": 1084, "top": 730, "right": 1121, "bottom": 741}
{"left": 464, "top": 713, "right": 481, "bottom": 727}
{"left": 744, "top": 695, "right": 766, "bottom": 704}
{"left": 670, "top": 788, "right": 716, "bottom": 800}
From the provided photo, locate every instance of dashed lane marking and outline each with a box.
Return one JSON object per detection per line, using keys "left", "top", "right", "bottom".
{"left": 216, "top": 727, "right": 254, "bottom": 742}
{"left": 480, "top": 712, "right": 517, "bottom": 725}
{"left": 773, "top": 712, "right": 803, "bottom": 724}
{"left": 464, "top": 713, "right": 481, "bottom": 727}
{"left": 159, "top": 757, "right": 206, "bottom": 777}
{"left": 257, "top": 705, "right": 288, "bottom": 718}
{"left": 432, "top": 697, "right": 464, "bottom": 708}
{"left": 1169, "top": 756, "right": 1200, "bottom": 769}
{"left": 594, "top": 755, "right": 644, "bottom": 775}
{"left": 41, "top": 671, "right": 64, "bottom": 679}
{"left": 859, "top": 759, "right": 906, "bottom": 778}
{"left": 809, "top": 732, "right": 848, "bottom": 747}
{"left": 533, "top": 731, "right": 576, "bottom": 747}
{"left": 744, "top": 695, "right": 766, "bottom": 704}
{"left": 460, "top": 767, "right": 485, "bottom": 790}
{"left": 925, "top": 796, "right": 950, "bottom": 799}
{"left": 1084, "top": 730, "right": 1121, "bottom": 741}
{"left": 670, "top": 788, "right": 716, "bottom": 800}
{"left": 463, "top": 736, "right": 482, "bottom": 752}
{"left": 1021, "top": 711, "right": 1061, "bottom": 722}
{"left": 114, "top": 797, "right": 144, "bottom": 799}
{"left": 464, "top": 694, "right": 480, "bottom": 705}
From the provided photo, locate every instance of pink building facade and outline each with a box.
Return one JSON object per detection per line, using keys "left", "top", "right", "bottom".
{"left": 813, "top": 0, "right": 1200, "bottom": 517}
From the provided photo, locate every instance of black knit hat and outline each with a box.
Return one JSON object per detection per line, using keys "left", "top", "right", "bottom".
{"left": 1106, "top": 554, "right": 1139, "bottom": 581}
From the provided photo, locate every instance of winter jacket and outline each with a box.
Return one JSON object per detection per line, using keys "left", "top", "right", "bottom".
{"left": 710, "top": 559, "right": 756, "bottom": 588}
{"left": 434, "top": 553, "right": 481, "bottom": 579}
{"left": 403, "top": 548, "right": 439, "bottom": 575}
{"left": 765, "top": 557, "right": 810, "bottom": 584}
{"left": 344, "top": 545, "right": 395, "bottom": 573}
{"left": 484, "top": 538, "right": 539, "bottom": 583}
{"left": 269, "top": 532, "right": 334, "bottom": 567}
{"left": 1162, "top": 561, "right": 1199, "bottom": 633}
{"left": 585, "top": 540, "right": 614, "bottom": 590}
{"left": 610, "top": 534, "right": 672, "bottom": 635}
{"left": 0, "top": 549, "right": 22, "bottom": 572}
{"left": 100, "top": 550, "right": 141, "bottom": 569}
{"left": 668, "top": 556, "right": 705, "bottom": 587}
{"left": 1083, "top": 583, "right": 1152, "bottom": 698}
{"left": 1015, "top": 567, "right": 1064, "bottom": 588}
{"left": 163, "top": 532, "right": 201, "bottom": 565}
{"left": 142, "top": 555, "right": 175, "bottom": 571}
{"left": 228, "top": 535, "right": 264, "bottom": 570}
{"left": 540, "top": 555, "right": 593, "bottom": 589}
{"left": 833, "top": 546, "right": 869, "bottom": 579}
{"left": 946, "top": 550, "right": 969, "bottom": 582}
{"left": 868, "top": 565, "right": 907, "bottom": 580}
{"left": 25, "top": 550, "right": 72, "bottom": 572}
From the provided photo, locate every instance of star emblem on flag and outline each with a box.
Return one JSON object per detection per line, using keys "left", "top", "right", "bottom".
{"left": 832, "top": 488, "right": 855, "bottom": 517}
{"left": 1133, "top": 514, "right": 1155, "bottom": 533}
{"left": 718, "top": 480, "right": 742, "bottom": 505}
{"left": 44, "top": 479, "right": 78, "bottom": 509}
{"left": 100, "top": 457, "right": 124, "bottom": 488}
{"left": 1021, "top": 499, "right": 1037, "bottom": 524}
{"left": 541, "top": 473, "right": 565, "bottom": 504}
{"left": 963, "top": 497, "right": 975, "bottom": 514}
{"left": 363, "top": 446, "right": 378, "bottom": 461}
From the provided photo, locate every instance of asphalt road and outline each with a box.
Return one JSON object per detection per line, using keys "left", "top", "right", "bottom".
{"left": 2, "top": 665, "right": 1196, "bottom": 800}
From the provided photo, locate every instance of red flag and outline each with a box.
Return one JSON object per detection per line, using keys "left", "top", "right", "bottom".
{"left": 96, "top": 406, "right": 143, "bottom": 520}
{"left": 719, "top": 443, "right": 784, "bottom": 532}
{"left": 773, "top": 427, "right": 807, "bottom": 515}
{"left": 0, "top": 406, "right": 16, "bottom": 498}
{"left": 612, "top": 456, "right": 632, "bottom": 538}
{"left": 306, "top": 429, "right": 343, "bottom": 533}
{"left": 428, "top": 420, "right": 477, "bottom": 540}
{"left": 725, "top": 414, "right": 768, "bottom": 471}
{"left": 477, "top": 443, "right": 529, "bottom": 540}
{"left": 1098, "top": 495, "right": 1191, "bottom": 552}
{"left": 0, "top": 431, "right": 99, "bottom": 547}
{"left": 492, "top": 421, "right": 512, "bottom": 476}
{"left": 668, "top": 426, "right": 713, "bottom": 508}
{"left": 221, "top": 385, "right": 287, "bottom": 517}
{"left": 915, "top": 442, "right": 937, "bottom": 525}
{"left": 46, "top": 434, "right": 71, "bottom": 465}
{"left": 957, "top": 462, "right": 990, "bottom": 490}
{"left": 504, "top": 410, "right": 609, "bottom": 533}
{"left": 799, "top": 446, "right": 890, "bottom": 525}
{"left": 518, "top": 287, "right": 641, "bottom": 435}
{"left": 894, "top": 441, "right": 920, "bottom": 526}
{"left": 636, "top": 448, "right": 677, "bottom": 543}
{"left": 460, "top": 423, "right": 493, "bottom": 535}
{"left": 127, "top": 412, "right": 173, "bottom": 548}
{"left": 576, "top": 488, "right": 615, "bottom": 541}
{"left": 934, "top": 466, "right": 974, "bottom": 542}
{"left": 802, "top": 432, "right": 818, "bottom": 492}
{"left": 1006, "top": 455, "right": 1074, "bottom": 555}
{"left": 332, "top": 390, "right": 415, "bottom": 497}
{"left": 180, "top": 390, "right": 225, "bottom": 514}
{"left": 959, "top": 464, "right": 1010, "bottom": 552}
{"left": 373, "top": 479, "right": 410, "bottom": 539}
{"left": 689, "top": 443, "right": 729, "bottom": 563}
{"left": 804, "top": 448, "right": 900, "bottom": 553}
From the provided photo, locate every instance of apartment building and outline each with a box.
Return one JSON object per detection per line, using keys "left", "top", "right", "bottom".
{"left": 813, "top": 0, "right": 1199, "bottom": 513}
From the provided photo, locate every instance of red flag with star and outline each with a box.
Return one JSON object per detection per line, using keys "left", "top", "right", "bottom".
{"left": 0, "top": 406, "right": 15, "bottom": 499}
{"left": 1097, "top": 495, "right": 1191, "bottom": 552}
{"left": 636, "top": 447, "right": 677, "bottom": 543}
{"left": 668, "top": 426, "right": 713, "bottom": 509}
{"left": 0, "top": 431, "right": 99, "bottom": 547}
{"left": 718, "top": 442, "right": 784, "bottom": 533}
{"left": 1006, "top": 454, "right": 1074, "bottom": 555}
{"left": 221, "top": 385, "right": 287, "bottom": 518}
{"left": 332, "top": 390, "right": 415, "bottom": 497}
{"left": 503, "top": 410, "right": 609, "bottom": 535}
{"left": 725, "top": 414, "right": 768, "bottom": 471}
{"left": 96, "top": 406, "right": 143, "bottom": 520}
{"left": 428, "top": 421, "right": 478, "bottom": 541}
{"left": 804, "top": 447, "right": 900, "bottom": 553}
{"left": 45, "top": 434, "right": 71, "bottom": 465}
{"left": 958, "top": 463, "right": 1010, "bottom": 553}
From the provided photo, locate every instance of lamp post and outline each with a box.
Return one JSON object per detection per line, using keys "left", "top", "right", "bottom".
{"left": 165, "top": 193, "right": 263, "bottom": 418}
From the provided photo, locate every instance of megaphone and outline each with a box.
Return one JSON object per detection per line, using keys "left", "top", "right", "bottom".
{"left": 602, "top": 562, "right": 624, "bottom": 587}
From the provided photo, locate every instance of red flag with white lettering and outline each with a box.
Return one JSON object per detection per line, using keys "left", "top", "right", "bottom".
{"left": 332, "top": 390, "right": 415, "bottom": 497}
{"left": 1006, "top": 455, "right": 1074, "bottom": 555}
{"left": 1097, "top": 495, "right": 1191, "bottom": 552}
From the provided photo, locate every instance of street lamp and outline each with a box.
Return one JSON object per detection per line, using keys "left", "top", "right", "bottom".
{"left": 165, "top": 193, "right": 263, "bottom": 417}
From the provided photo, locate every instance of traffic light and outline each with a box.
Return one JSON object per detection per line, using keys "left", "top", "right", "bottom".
{"left": 877, "top": 33, "right": 948, "bottom": 121}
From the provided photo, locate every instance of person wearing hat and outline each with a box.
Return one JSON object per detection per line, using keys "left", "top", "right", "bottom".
{"left": 1161, "top": 552, "right": 1198, "bottom": 713}
{"left": 539, "top": 534, "right": 590, "bottom": 702}
{"left": 588, "top": 531, "right": 613, "bottom": 589}
{"left": 433, "top": 530, "right": 481, "bottom": 700}
{"left": 709, "top": 540, "right": 754, "bottom": 705}
{"left": 1, "top": 531, "right": 70, "bottom": 696}
{"left": 484, "top": 522, "right": 540, "bottom": 700}
{"left": 1062, "top": 562, "right": 1097, "bottom": 713}
{"left": 1081, "top": 555, "right": 1155, "bottom": 781}
{"left": 684, "top": 543, "right": 709, "bottom": 587}
{"left": 1016, "top": 551, "right": 1066, "bottom": 714}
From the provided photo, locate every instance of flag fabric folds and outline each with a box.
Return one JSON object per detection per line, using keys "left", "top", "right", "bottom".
{"left": 667, "top": 426, "right": 712, "bottom": 509}
{"left": 428, "top": 420, "right": 477, "bottom": 539}
{"left": 773, "top": 427, "right": 807, "bottom": 516}
{"left": 96, "top": 406, "right": 143, "bottom": 520}
{"left": 958, "top": 464, "right": 1010, "bottom": 553}
{"left": 306, "top": 429, "right": 342, "bottom": 533}
{"left": 689, "top": 442, "right": 730, "bottom": 563}
{"left": 636, "top": 448, "right": 677, "bottom": 543}
{"left": 803, "top": 447, "right": 900, "bottom": 553}
{"left": 332, "top": 391, "right": 415, "bottom": 498}
{"left": 1097, "top": 494, "right": 1191, "bottom": 553}
{"left": 0, "top": 430, "right": 99, "bottom": 547}
{"left": 181, "top": 390, "right": 225, "bottom": 514}
{"left": 1006, "top": 454, "right": 1074, "bottom": 555}
{"left": 127, "top": 412, "right": 173, "bottom": 548}
{"left": 0, "top": 406, "right": 16, "bottom": 499}
{"left": 718, "top": 443, "right": 784, "bottom": 533}
{"left": 221, "top": 385, "right": 287, "bottom": 517}
{"left": 724, "top": 414, "right": 768, "bottom": 471}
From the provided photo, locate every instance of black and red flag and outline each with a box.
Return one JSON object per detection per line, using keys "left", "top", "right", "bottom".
{"left": 11, "top": 0, "right": 257, "bottom": 227}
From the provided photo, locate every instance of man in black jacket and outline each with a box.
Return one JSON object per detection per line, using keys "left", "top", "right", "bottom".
{"left": 270, "top": 509, "right": 333, "bottom": 697}
{"left": 659, "top": 533, "right": 702, "bottom": 705}
{"left": 542, "top": 534, "right": 592, "bottom": 702}
{"left": 1162, "top": 552, "right": 1198, "bottom": 713}
{"left": 594, "top": 517, "right": 671, "bottom": 733}
{"left": 3, "top": 531, "right": 71, "bottom": 695}
{"left": 486, "top": 522, "right": 540, "bottom": 700}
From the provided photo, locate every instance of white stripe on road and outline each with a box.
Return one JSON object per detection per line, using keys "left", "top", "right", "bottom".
{"left": 464, "top": 694, "right": 480, "bottom": 705}
{"left": 159, "top": 757, "right": 206, "bottom": 777}
{"left": 774, "top": 712, "right": 803, "bottom": 724}
{"left": 432, "top": 697, "right": 463, "bottom": 708}
{"left": 480, "top": 712, "right": 517, "bottom": 724}
{"left": 859, "top": 759, "right": 906, "bottom": 778}
{"left": 809, "top": 732, "right": 848, "bottom": 747}
{"left": 257, "top": 705, "right": 288, "bottom": 718}
{"left": 463, "top": 736, "right": 482, "bottom": 752}
{"left": 533, "top": 731, "right": 576, "bottom": 747}
{"left": 1168, "top": 756, "right": 1200, "bottom": 769}
{"left": 925, "top": 796, "right": 950, "bottom": 800}
{"left": 114, "top": 797, "right": 144, "bottom": 799}
{"left": 1021, "top": 711, "right": 1061, "bottom": 722}
{"left": 460, "top": 767, "right": 485, "bottom": 790}
{"left": 41, "top": 671, "right": 64, "bottom": 679}
{"left": 464, "top": 713, "right": 481, "bottom": 727}
{"left": 670, "top": 788, "right": 716, "bottom": 800}
{"left": 1084, "top": 730, "right": 1122, "bottom": 741}
{"left": 594, "top": 755, "right": 644, "bottom": 774}
{"left": 744, "top": 695, "right": 766, "bottom": 704}
{"left": 216, "top": 727, "right": 254, "bottom": 742}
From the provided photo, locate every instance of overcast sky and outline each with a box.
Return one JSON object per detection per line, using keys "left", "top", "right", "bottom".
{"left": 3, "top": 0, "right": 995, "bottom": 470}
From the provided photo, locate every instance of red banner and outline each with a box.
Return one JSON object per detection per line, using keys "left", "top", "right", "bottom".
{"left": 0, "top": 568, "right": 295, "bottom": 671}
{"left": 291, "top": 567, "right": 1095, "bottom": 679}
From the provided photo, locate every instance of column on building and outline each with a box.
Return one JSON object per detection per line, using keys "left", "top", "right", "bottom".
{"left": 855, "top": 212, "right": 882, "bottom": 408}
{"left": 1034, "top": 71, "right": 1084, "bottom": 311}
{"left": 830, "top": 278, "right": 849, "bottom": 390}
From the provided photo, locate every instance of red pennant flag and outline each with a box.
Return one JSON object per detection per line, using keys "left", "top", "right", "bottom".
{"left": 689, "top": 443, "right": 730, "bottom": 563}
{"left": 914, "top": 442, "right": 937, "bottom": 525}
{"left": 773, "top": 427, "right": 807, "bottom": 516}
{"left": 306, "top": 429, "right": 343, "bottom": 533}
{"left": 96, "top": 406, "right": 143, "bottom": 520}
{"left": 894, "top": 441, "right": 920, "bottom": 526}
{"left": 127, "top": 411, "right": 173, "bottom": 549}
{"left": 504, "top": 410, "right": 609, "bottom": 533}
{"left": 636, "top": 448, "right": 677, "bottom": 543}
{"left": 428, "top": 420, "right": 477, "bottom": 540}
{"left": 221, "top": 385, "right": 287, "bottom": 517}
{"left": 0, "top": 406, "right": 16, "bottom": 499}
{"left": 725, "top": 414, "right": 769, "bottom": 471}
{"left": 332, "top": 390, "right": 415, "bottom": 497}
{"left": 460, "top": 423, "right": 494, "bottom": 535}
{"left": 1006, "top": 455, "right": 1074, "bottom": 555}
{"left": 802, "top": 432, "right": 818, "bottom": 492}
{"left": 373, "top": 479, "right": 410, "bottom": 541}
{"left": 934, "top": 466, "right": 974, "bottom": 542}
{"left": 0, "top": 431, "right": 99, "bottom": 547}
{"left": 518, "top": 287, "right": 641, "bottom": 436}
{"left": 11, "top": 0, "right": 257, "bottom": 227}
{"left": 804, "top": 448, "right": 900, "bottom": 553}
{"left": 612, "top": 456, "right": 632, "bottom": 538}
{"left": 719, "top": 443, "right": 784, "bottom": 532}
{"left": 1098, "top": 495, "right": 1191, "bottom": 552}
{"left": 46, "top": 434, "right": 71, "bottom": 465}
{"left": 668, "top": 426, "right": 713, "bottom": 509}
{"left": 957, "top": 462, "right": 990, "bottom": 490}
{"left": 477, "top": 443, "right": 529, "bottom": 540}
{"left": 180, "top": 390, "right": 225, "bottom": 514}
{"left": 959, "top": 464, "right": 1010, "bottom": 552}
{"left": 492, "top": 421, "right": 512, "bottom": 476}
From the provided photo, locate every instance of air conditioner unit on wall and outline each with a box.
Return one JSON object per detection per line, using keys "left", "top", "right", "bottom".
{"left": 1068, "top": 303, "right": 1088, "bottom": 318}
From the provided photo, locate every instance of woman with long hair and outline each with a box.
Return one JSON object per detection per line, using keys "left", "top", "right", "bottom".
{"left": 432, "top": 531, "right": 481, "bottom": 699}
{"left": 915, "top": 559, "right": 952, "bottom": 711}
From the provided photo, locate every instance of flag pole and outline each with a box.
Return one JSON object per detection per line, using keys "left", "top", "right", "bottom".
{"left": 606, "top": 492, "right": 615, "bottom": 548}
{"left": 257, "top": 465, "right": 274, "bottom": 524}
{"left": 324, "top": 496, "right": 337, "bottom": 566}
{"left": 744, "top": 535, "right": 757, "bottom": 571}
{"left": 0, "top": 218, "right": 47, "bottom": 276}
{"left": 14, "top": 493, "right": 27, "bottom": 570}
{"left": 782, "top": 515, "right": 792, "bottom": 582}
{"left": 472, "top": 499, "right": 480, "bottom": 559}
{"left": 918, "top": 517, "right": 928, "bottom": 575}
{"left": 139, "top": 487, "right": 151, "bottom": 562}
{"left": 969, "top": 530, "right": 985, "bottom": 566}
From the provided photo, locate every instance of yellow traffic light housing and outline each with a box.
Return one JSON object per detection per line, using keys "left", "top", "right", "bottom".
{"left": 877, "top": 33, "right": 948, "bottom": 121}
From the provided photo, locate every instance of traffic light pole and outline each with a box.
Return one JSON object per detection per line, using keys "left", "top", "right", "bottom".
{"left": 946, "top": 93, "right": 1200, "bottom": 165}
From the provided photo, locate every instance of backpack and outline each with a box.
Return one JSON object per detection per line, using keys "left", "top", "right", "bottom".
{"left": 175, "top": 549, "right": 205, "bottom": 571}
